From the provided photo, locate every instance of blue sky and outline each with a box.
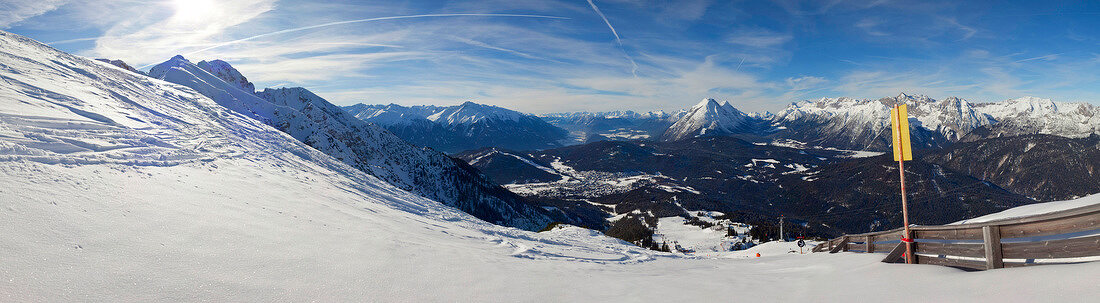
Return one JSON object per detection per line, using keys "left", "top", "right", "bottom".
{"left": 4, "top": 0, "right": 1100, "bottom": 113}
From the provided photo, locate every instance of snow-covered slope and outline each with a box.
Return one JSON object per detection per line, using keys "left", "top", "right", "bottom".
{"left": 953, "top": 193, "right": 1100, "bottom": 224}
{"left": 660, "top": 98, "right": 752, "bottom": 141}
{"left": 2, "top": 29, "right": 1098, "bottom": 302}
{"left": 343, "top": 101, "right": 569, "bottom": 153}
{"left": 147, "top": 55, "right": 551, "bottom": 230}
{"left": 0, "top": 29, "right": 657, "bottom": 300}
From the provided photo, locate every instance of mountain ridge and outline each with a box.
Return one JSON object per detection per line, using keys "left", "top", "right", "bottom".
{"left": 147, "top": 54, "right": 555, "bottom": 230}
{"left": 344, "top": 102, "right": 569, "bottom": 153}
{"left": 660, "top": 98, "right": 754, "bottom": 141}
{"left": 544, "top": 93, "right": 1100, "bottom": 151}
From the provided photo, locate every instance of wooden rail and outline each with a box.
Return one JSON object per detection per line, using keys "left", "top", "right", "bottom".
{"left": 811, "top": 202, "right": 1100, "bottom": 270}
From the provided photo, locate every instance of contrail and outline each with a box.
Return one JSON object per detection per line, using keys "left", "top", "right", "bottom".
{"left": 46, "top": 37, "right": 99, "bottom": 45}
{"left": 450, "top": 36, "right": 563, "bottom": 63}
{"left": 137, "top": 13, "right": 569, "bottom": 69}
{"left": 586, "top": 0, "right": 638, "bottom": 77}
{"left": 1013, "top": 53, "right": 1063, "bottom": 63}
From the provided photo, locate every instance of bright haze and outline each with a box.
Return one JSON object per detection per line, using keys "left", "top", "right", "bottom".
{"left": 4, "top": 0, "right": 1100, "bottom": 113}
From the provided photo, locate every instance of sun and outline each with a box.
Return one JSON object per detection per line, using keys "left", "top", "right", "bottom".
{"left": 171, "top": 0, "right": 217, "bottom": 23}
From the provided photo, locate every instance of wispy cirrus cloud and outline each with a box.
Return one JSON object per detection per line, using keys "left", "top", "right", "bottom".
{"left": 786, "top": 76, "right": 827, "bottom": 91}
{"left": 726, "top": 28, "right": 793, "bottom": 48}
{"left": 0, "top": 0, "right": 67, "bottom": 28}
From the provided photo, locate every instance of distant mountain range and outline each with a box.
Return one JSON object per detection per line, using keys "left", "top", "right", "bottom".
{"left": 543, "top": 93, "right": 1100, "bottom": 152}
{"left": 332, "top": 93, "right": 1099, "bottom": 157}
{"left": 344, "top": 102, "right": 569, "bottom": 153}
{"left": 767, "top": 93, "right": 1100, "bottom": 151}
{"left": 540, "top": 110, "right": 684, "bottom": 143}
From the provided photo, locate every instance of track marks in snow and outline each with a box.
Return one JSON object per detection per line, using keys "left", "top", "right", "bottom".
{"left": 480, "top": 227, "right": 660, "bottom": 264}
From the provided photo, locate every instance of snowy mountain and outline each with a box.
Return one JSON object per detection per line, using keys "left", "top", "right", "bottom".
{"left": 344, "top": 103, "right": 439, "bottom": 126}
{"left": 900, "top": 94, "right": 993, "bottom": 141}
{"left": 428, "top": 101, "right": 523, "bottom": 125}
{"left": 771, "top": 94, "right": 987, "bottom": 151}
{"left": 540, "top": 110, "right": 684, "bottom": 143}
{"left": 968, "top": 97, "right": 1100, "bottom": 140}
{"left": 770, "top": 93, "right": 1099, "bottom": 151}
{"left": 146, "top": 55, "right": 552, "bottom": 230}
{"left": 197, "top": 59, "right": 256, "bottom": 93}
{"left": 343, "top": 102, "right": 569, "bottom": 153}
{"left": 660, "top": 98, "right": 754, "bottom": 141}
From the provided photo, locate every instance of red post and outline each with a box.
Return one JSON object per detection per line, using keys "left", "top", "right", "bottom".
{"left": 895, "top": 105, "right": 914, "bottom": 264}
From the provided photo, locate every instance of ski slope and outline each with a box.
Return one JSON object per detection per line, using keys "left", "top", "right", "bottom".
{"left": 2, "top": 30, "right": 1098, "bottom": 301}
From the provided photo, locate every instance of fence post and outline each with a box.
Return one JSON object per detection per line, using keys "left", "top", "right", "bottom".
{"left": 829, "top": 236, "right": 849, "bottom": 253}
{"left": 867, "top": 235, "right": 875, "bottom": 253}
{"left": 982, "top": 225, "right": 1004, "bottom": 269}
{"left": 881, "top": 242, "right": 907, "bottom": 263}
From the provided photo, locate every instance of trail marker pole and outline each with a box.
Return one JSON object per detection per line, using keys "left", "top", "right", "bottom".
{"left": 890, "top": 104, "right": 915, "bottom": 264}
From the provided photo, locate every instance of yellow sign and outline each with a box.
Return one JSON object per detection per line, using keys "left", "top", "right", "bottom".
{"left": 890, "top": 104, "right": 913, "bottom": 161}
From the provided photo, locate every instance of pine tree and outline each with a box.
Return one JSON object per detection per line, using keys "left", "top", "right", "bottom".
{"left": 726, "top": 226, "right": 738, "bottom": 237}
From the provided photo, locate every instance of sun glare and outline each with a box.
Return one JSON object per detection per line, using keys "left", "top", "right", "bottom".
{"left": 172, "top": 0, "right": 217, "bottom": 23}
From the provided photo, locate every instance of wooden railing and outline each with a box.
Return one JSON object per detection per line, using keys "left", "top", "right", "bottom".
{"left": 811, "top": 202, "right": 1100, "bottom": 270}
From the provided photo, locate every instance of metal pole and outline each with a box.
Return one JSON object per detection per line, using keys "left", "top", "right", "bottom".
{"left": 779, "top": 215, "right": 784, "bottom": 242}
{"left": 895, "top": 106, "right": 914, "bottom": 264}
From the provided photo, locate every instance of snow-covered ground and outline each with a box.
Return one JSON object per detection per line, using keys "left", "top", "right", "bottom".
{"left": 2, "top": 30, "right": 1099, "bottom": 301}
{"left": 503, "top": 160, "right": 698, "bottom": 198}
{"left": 953, "top": 193, "right": 1100, "bottom": 224}
{"left": 652, "top": 215, "right": 751, "bottom": 253}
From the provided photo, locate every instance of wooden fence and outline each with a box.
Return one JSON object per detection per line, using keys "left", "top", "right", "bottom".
{"left": 811, "top": 202, "right": 1100, "bottom": 270}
